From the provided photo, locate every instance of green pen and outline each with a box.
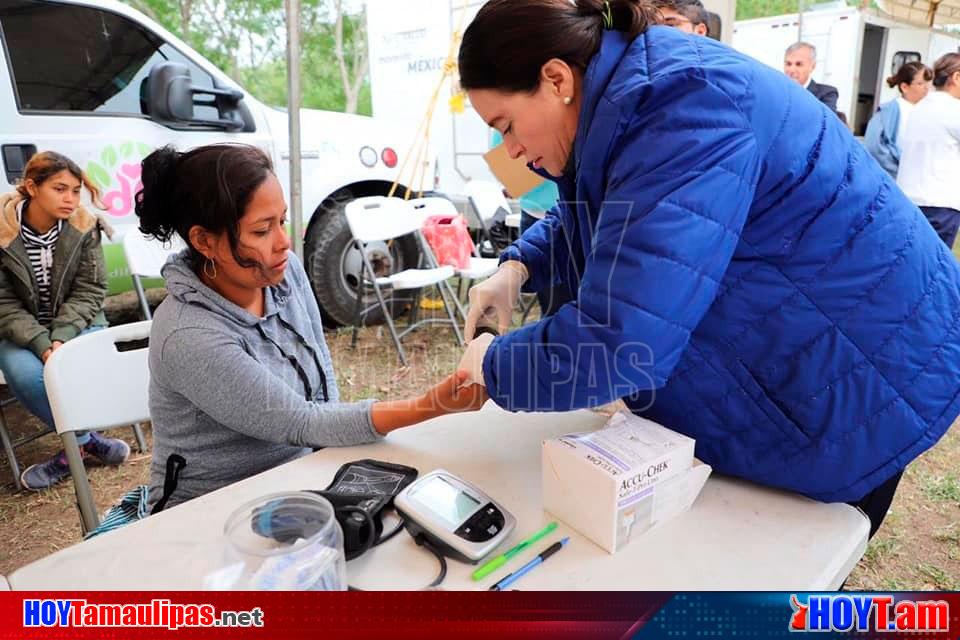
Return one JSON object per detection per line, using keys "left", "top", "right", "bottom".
{"left": 472, "top": 521, "right": 559, "bottom": 581}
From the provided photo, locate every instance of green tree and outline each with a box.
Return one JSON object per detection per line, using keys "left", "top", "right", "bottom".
{"left": 123, "top": 0, "right": 371, "bottom": 114}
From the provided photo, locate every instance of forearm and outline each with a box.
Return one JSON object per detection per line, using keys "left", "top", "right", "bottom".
{"left": 371, "top": 396, "right": 440, "bottom": 435}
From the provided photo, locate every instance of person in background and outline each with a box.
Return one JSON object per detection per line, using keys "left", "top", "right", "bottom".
{"left": 135, "top": 143, "right": 487, "bottom": 511}
{"left": 704, "top": 11, "right": 721, "bottom": 41}
{"left": 0, "top": 151, "right": 130, "bottom": 490}
{"left": 897, "top": 53, "right": 960, "bottom": 249}
{"left": 784, "top": 41, "right": 839, "bottom": 112}
{"left": 653, "top": 0, "right": 708, "bottom": 36}
{"left": 864, "top": 62, "right": 932, "bottom": 179}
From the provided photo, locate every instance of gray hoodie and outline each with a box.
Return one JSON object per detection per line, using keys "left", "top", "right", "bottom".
{"left": 147, "top": 250, "right": 379, "bottom": 511}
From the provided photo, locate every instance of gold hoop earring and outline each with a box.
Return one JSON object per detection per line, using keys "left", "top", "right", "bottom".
{"left": 563, "top": 96, "right": 573, "bottom": 105}
{"left": 203, "top": 258, "right": 218, "bottom": 280}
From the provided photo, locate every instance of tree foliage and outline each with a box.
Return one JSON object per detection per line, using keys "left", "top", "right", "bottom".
{"left": 125, "top": 0, "right": 851, "bottom": 111}
{"left": 123, "top": 0, "right": 372, "bottom": 114}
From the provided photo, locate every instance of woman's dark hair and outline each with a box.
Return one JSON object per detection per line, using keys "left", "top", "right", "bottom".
{"left": 134, "top": 143, "right": 274, "bottom": 270}
{"left": 459, "top": 0, "right": 659, "bottom": 93}
{"left": 886, "top": 61, "right": 932, "bottom": 91}
{"left": 17, "top": 150, "right": 104, "bottom": 209}
{"left": 933, "top": 53, "right": 960, "bottom": 89}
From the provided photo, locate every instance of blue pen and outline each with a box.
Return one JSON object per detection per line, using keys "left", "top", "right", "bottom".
{"left": 488, "top": 537, "right": 569, "bottom": 591}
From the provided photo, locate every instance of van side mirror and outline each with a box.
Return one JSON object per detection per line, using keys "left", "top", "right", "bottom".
{"left": 146, "top": 62, "right": 246, "bottom": 131}
{"left": 147, "top": 62, "right": 196, "bottom": 121}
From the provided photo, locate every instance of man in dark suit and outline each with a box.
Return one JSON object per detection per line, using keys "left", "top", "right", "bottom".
{"left": 784, "top": 41, "right": 839, "bottom": 112}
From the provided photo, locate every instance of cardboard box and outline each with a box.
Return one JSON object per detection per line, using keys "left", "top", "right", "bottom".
{"left": 542, "top": 412, "right": 711, "bottom": 554}
{"left": 482, "top": 143, "right": 544, "bottom": 198}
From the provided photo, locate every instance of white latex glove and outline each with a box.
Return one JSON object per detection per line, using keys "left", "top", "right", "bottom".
{"left": 464, "top": 261, "right": 528, "bottom": 340}
{"left": 457, "top": 332, "right": 495, "bottom": 387}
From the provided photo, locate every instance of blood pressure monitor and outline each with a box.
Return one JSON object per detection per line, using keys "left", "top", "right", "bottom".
{"left": 395, "top": 469, "right": 516, "bottom": 563}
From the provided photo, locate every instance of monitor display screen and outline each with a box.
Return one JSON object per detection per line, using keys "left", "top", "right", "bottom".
{"left": 412, "top": 475, "right": 481, "bottom": 528}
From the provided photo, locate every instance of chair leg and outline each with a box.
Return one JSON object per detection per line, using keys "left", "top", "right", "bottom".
{"left": 443, "top": 280, "right": 468, "bottom": 327}
{"left": 361, "top": 253, "right": 407, "bottom": 366}
{"left": 438, "top": 282, "right": 465, "bottom": 347}
{"left": 408, "top": 287, "right": 423, "bottom": 327}
{"left": 131, "top": 422, "right": 148, "bottom": 453}
{"left": 351, "top": 284, "right": 364, "bottom": 351}
{"left": 0, "top": 406, "right": 22, "bottom": 491}
{"left": 520, "top": 294, "right": 538, "bottom": 325}
{"left": 61, "top": 431, "right": 98, "bottom": 534}
{"left": 132, "top": 275, "right": 152, "bottom": 320}
{"left": 377, "top": 286, "right": 407, "bottom": 366}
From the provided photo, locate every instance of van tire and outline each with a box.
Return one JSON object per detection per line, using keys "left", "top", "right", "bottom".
{"left": 304, "top": 194, "right": 419, "bottom": 328}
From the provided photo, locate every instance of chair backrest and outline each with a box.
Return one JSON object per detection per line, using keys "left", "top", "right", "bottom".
{"left": 408, "top": 196, "right": 460, "bottom": 222}
{"left": 344, "top": 196, "right": 423, "bottom": 243}
{"left": 43, "top": 321, "right": 152, "bottom": 434}
{"left": 464, "top": 180, "right": 511, "bottom": 223}
{"left": 122, "top": 231, "right": 184, "bottom": 278}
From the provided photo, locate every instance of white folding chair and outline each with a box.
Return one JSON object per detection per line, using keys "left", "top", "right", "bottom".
{"left": 43, "top": 321, "right": 152, "bottom": 533}
{"left": 464, "top": 179, "right": 514, "bottom": 257}
{"left": 122, "top": 231, "right": 184, "bottom": 319}
{"left": 344, "top": 196, "right": 463, "bottom": 365}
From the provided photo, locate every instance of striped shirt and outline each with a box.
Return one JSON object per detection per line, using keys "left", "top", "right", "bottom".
{"left": 17, "top": 203, "right": 62, "bottom": 326}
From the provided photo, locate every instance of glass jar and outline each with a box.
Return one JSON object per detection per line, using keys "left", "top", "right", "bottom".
{"left": 218, "top": 491, "right": 347, "bottom": 590}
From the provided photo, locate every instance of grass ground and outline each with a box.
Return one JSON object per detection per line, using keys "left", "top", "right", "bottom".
{"left": 0, "top": 290, "right": 957, "bottom": 588}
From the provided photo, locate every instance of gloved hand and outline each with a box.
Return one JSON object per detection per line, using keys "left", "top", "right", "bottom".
{"left": 457, "top": 332, "right": 495, "bottom": 387}
{"left": 464, "top": 261, "right": 528, "bottom": 340}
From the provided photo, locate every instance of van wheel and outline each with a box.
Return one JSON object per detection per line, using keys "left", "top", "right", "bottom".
{"left": 304, "top": 195, "right": 420, "bottom": 327}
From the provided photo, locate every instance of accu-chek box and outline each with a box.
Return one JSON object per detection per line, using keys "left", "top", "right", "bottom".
{"left": 542, "top": 411, "right": 711, "bottom": 554}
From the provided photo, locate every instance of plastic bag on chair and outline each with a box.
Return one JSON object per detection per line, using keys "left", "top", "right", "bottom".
{"left": 422, "top": 214, "right": 474, "bottom": 269}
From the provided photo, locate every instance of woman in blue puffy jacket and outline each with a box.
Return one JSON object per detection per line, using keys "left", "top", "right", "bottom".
{"left": 457, "top": 0, "right": 960, "bottom": 537}
{"left": 863, "top": 61, "right": 932, "bottom": 178}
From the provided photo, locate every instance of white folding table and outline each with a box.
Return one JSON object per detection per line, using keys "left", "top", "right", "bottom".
{"left": 8, "top": 405, "right": 869, "bottom": 590}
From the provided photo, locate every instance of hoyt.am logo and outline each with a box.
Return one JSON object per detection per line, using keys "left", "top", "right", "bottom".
{"left": 789, "top": 594, "right": 950, "bottom": 633}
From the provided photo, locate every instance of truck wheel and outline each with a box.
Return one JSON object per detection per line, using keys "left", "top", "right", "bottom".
{"left": 304, "top": 195, "right": 420, "bottom": 327}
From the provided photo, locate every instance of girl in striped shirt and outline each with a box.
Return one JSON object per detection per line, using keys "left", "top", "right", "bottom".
{"left": 0, "top": 151, "right": 130, "bottom": 490}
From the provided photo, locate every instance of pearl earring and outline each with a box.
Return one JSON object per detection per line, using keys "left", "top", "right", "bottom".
{"left": 563, "top": 96, "right": 573, "bottom": 105}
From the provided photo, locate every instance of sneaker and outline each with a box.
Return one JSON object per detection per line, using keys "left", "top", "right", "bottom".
{"left": 82, "top": 432, "right": 130, "bottom": 466}
{"left": 20, "top": 451, "right": 72, "bottom": 490}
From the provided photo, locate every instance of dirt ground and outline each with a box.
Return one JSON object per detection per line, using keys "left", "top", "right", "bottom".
{"left": 0, "top": 290, "right": 957, "bottom": 588}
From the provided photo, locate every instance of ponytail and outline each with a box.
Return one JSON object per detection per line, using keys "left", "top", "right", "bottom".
{"left": 886, "top": 61, "right": 932, "bottom": 92}
{"left": 933, "top": 53, "right": 960, "bottom": 89}
{"left": 135, "top": 145, "right": 181, "bottom": 244}
{"left": 576, "top": 0, "right": 659, "bottom": 40}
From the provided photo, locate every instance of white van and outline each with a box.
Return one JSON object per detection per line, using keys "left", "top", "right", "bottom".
{"left": 0, "top": 0, "right": 428, "bottom": 326}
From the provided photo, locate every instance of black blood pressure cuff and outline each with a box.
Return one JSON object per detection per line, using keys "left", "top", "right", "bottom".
{"left": 251, "top": 459, "right": 418, "bottom": 560}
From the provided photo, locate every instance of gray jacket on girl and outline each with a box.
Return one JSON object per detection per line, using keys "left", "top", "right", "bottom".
{"left": 146, "top": 250, "right": 379, "bottom": 511}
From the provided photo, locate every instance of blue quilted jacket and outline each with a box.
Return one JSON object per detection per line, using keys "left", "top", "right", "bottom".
{"left": 486, "top": 27, "right": 960, "bottom": 502}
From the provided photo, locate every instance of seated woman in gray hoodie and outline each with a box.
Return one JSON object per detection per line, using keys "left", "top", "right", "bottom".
{"left": 135, "top": 143, "right": 487, "bottom": 511}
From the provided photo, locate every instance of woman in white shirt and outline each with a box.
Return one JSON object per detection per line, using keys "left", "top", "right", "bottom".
{"left": 864, "top": 62, "right": 931, "bottom": 178}
{"left": 897, "top": 53, "right": 960, "bottom": 248}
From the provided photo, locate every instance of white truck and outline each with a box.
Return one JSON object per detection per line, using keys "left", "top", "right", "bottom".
{"left": 0, "top": 0, "right": 427, "bottom": 326}
{"left": 733, "top": 1, "right": 960, "bottom": 135}
{"left": 366, "top": 0, "right": 736, "bottom": 197}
